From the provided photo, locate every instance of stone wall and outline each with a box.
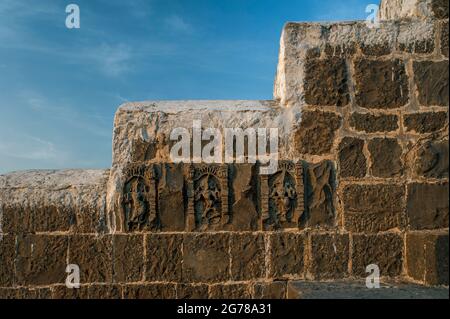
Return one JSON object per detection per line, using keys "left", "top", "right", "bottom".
{"left": 0, "top": 0, "right": 448, "bottom": 299}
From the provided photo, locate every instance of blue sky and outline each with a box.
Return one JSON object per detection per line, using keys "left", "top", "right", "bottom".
{"left": 0, "top": 0, "right": 373, "bottom": 174}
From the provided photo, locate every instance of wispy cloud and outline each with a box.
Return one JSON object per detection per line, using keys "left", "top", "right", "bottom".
{"left": 0, "top": 134, "right": 64, "bottom": 161}
{"left": 164, "top": 15, "right": 194, "bottom": 34}
{"left": 19, "top": 90, "right": 111, "bottom": 138}
{"left": 85, "top": 43, "right": 133, "bottom": 77}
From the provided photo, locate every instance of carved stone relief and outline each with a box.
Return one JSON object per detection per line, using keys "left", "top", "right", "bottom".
{"left": 186, "top": 165, "right": 230, "bottom": 231}
{"left": 262, "top": 161, "right": 304, "bottom": 230}
{"left": 121, "top": 164, "right": 157, "bottom": 232}
{"left": 300, "top": 161, "right": 336, "bottom": 229}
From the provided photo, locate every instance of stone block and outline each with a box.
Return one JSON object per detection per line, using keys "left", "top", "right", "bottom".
{"left": 294, "top": 111, "right": 342, "bottom": 155}
{"left": 404, "top": 112, "right": 448, "bottom": 134}
{"left": 304, "top": 57, "right": 350, "bottom": 106}
{"left": 343, "top": 184, "right": 406, "bottom": 232}
{"left": 51, "top": 286, "right": 89, "bottom": 299}
{"left": 16, "top": 235, "right": 68, "bottom": 286}
{"left": 413, "top": 139, "right": 449, "bottom": 179}
{"left": 398, "top": 20, "right": 435, "bottom": 54}
{"left": 183, "top": 233, "right": 230, "bottom": 283}
{"left": 269, "top": 232, "right": 305, "bottom": 279}
{"left": 349, "top": 113, "right": 399, "bottom": 133}
{"left": 123, "top": 284, "right": 176, "bottom": 299}
{"left": 414, "top": 61, "right": 449, "bottom": 106}
{"left": 229, "top": 164, "right": 259, "bottom": 231}
{"left": 301, "top": 161, "right": 336, "bottom": 228}
{"left": 155, "top": 163, "right": 186, "bottom": 232}
{"left": 32, "top": 204, "right": 75, "bottom": 233}
{"left": 354, "top": 59, "right": 409, "bottom": 109}
{"left": 146, "top": 234, "right": 182, "bottom": 282}
{"left": 309, "top": 233, "right": 349, "bottom": 280}
{"left": 68, "top": 235, "right": 113, "bottom": 283}
{"left": 113, "top": 234, "right": 144, "bottom": 283}
{"left": 352, "top": 233, "right": 403, "bottom": 277}
{"left": 338, "top": 137, "right": 367, "bottom": 178}
{"left": 176, "top": 284, "right": 209, "bottom": 299}
{"left": 253, "top": 282, "right": 287, "bottom": 299}
{"left": 368, "top": 138, "right": 403, "bottom": 178}
{"left": 406, "top": 231, "right": 449, "bottom": 285}
{"left": 407, "top": 183, "right": 449, "bottom": 230}
{"left": 209, "top": 284, "right": 252, "bottom": 299}
{"left": 230, "top": 233, "right": 265, "bottom": 281}
{"left": 441, "top": 20, "right": 449, "bottom": 57}
{"left": 0, "top": 235, "right": 15, "bottom": 287}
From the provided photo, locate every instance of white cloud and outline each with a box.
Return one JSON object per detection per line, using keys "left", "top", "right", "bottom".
{"left": 164, "top": 15, "right": 194, "bottom": 34}
{"left": 0, "top": 134, "right": 62, "bottom": 161}
{"left": 18, "top": 90, "right": 111, "bottom": 138}
{"left": 87, "top": 43, "right": 133, "bottom": 77}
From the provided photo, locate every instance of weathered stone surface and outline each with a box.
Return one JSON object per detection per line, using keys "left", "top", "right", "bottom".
{"left": 230, "top": 233, "right": 265, "bottom": 281}
{"left": 406, "top": 231, "right": 449, "bottom": 285}
{"left": 0, "top": 288, "right": 18, "bottom": 299}
{"left": 253, "top": 282, "right": 287, "bottom": 299}
{"left": 123, "top": 284, "right": 176, "bottom": 299}
{"left": 301, "top": 161, "right": 336, "bottom": 228}
{"left": 404, "top": 112, "right": 448, "bottom": 134}
{"left": 304, "top": 57, "right": 349, "bottom": 106}
{"left": 324, "top": 43, "right": 357, "bottom": 57}
{"left": 352, "top": 234, "right": 403, "bottom": 277}
{"left": 183, "top": 234, "right": 230, "bottom": 283}
{"left": 414, "top": 61, "right": 449, "bottom": 106}
{"left": 209, "top": 284, "right": 252, "bottom": 299}
{"left": 269, "top": 232, "right": 304, "bottom": 279}
{"left": 441, "top": 20, "right": 449, "bottom": 57}
{"left": 86, "top": 285, "right": 122, "bottom": 299}
{"left": 343, "top": 184, "right": 406, "bottom": 232}
{"left": 412, "top": 139, "right": 449, "bottom": 178}
{"left": 274, "top": 21, "right": 404, "bottom": 106}
{"left": 111, "top": 100, "right": 301, "bottom": 167}
{"left": 0, "top": 235, "right": 15, "bottom": 287}
{"left": 176, "top": 284, "right": 209, "bottom": 299}
{"left": 0, "top": 204, "right": 33, "bottom": 234}
{"left": 16, "top": 235, "right": 68, "bottom": 286}
{"left": 294, "top": 111, "right": 342, "bottom": 155}
{"left": 349, "top": 113, "right": 399, "bottom": 133}
{"left": 155, "top": 164, "right": 185, "bottom": 231}
{"left": 398, "top": 20, "right": 435, "bottom": 54}
{"left": 146, "top": 234, "right": 182, "bottom": 282}
{"left": 431, "top": 0, "right": 449, "bottom": 19}
{"left": 53, "top": 286, "right": 121, "bottom": 299}
{"left": 368, "top": 138, "right": 403, "bottom": 177}
{"left": 379, "top": 0, "right": 448, "bottom": 20}
{"left": 229, "top": 164, "right": 259, "bottom": 231}
{"left": 287, "top": 280, "right": 449, "bottom": 299}
{"left": 51, "top": 286, "right": 89, "bottom": 299}
{"left": 407, "top": 183, "right": 449, "bottom": 230}
{"left": 309, "top": 233, "right": 349, "bottom": 280}
{"left": 338, "top": 137, "right": 367, "bottom": 178}
{"left": 0, "top": 288, "right": 52, "bottom": 299}
{"left": 0, "top": 170, "right": 109, "bottom": 234}
{"left": 354, "top": 59, "right": 409, "bottom": 109}
{"left": 68, "top": 235, "right": 113, "bottom": 283}
{"left": 113, "top": 235, "right": 144, "bottom": 283}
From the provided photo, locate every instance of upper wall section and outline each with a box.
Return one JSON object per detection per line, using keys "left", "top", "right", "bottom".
{"left": 274, "top": 2, "right": 448, "bottom": 107}
{"left": 378, "top": 0, "right": 448, "bottom": 20}
{"left": 0, "top": 169, "right": 110, "bottom": 235}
